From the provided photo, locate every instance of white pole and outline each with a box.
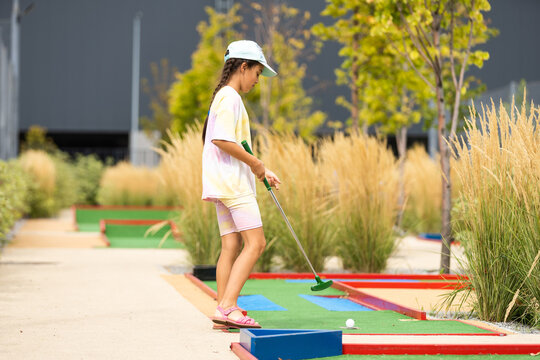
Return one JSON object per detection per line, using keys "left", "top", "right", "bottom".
{"left": 130, "top": 12, "right": 142, "bottom": 165}
{"left": 10, "top": 0, "right": 19, "bottom": 158}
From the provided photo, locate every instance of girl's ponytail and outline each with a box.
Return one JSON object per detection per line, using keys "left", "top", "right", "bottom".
{"left": 202, "top": 58, "right": 259, "bottom": 144}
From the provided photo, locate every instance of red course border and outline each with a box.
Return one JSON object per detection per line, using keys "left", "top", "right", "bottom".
{"left": 231, "top": 343, "right": 258, "bottom": 360}
{"left": 185, "top": 273, "right": 218, "bottom": 300}
{"left": 342, "top": 343, "right": 540, "bottom": 355}
{"left": 248, "top": 272, "right": 468, "bottom": 281}
{"left": 249, "top": 272, "right": 469, "bottom": 290}
{"left": 73, "top": 204, "right": 180, "bottom": 210}
{"left": 71, "top": 205, "right": 182, "bottom": 230}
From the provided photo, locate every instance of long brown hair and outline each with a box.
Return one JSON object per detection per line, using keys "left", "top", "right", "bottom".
{"left": 202, "top": 58, "right": 260, "bottom": 144}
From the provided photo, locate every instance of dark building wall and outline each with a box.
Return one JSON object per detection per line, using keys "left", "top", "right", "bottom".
{"left": 17, "top": 0, "right": 213, "bottom": 133}
{"left": 13, "top": 0, "right": 348, "bottom": 136}
{"left": 468, "top": 0, "right": 540, "bottom": 90}
{"left": 2, "top": 0, "right": 539, "bottom": 148}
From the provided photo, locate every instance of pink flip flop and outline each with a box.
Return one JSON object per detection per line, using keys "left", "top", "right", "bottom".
{"left": 211, "top": 306, "right": 261, "bottom": 329}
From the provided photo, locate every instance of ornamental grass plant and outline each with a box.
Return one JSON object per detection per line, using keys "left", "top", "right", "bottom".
{"left": 18, "top": 150, "right": 59, "bottom": 217}
{"left": 97, "top": 162, "right": 175, "bottom": 206}
{"left": 255, "top": 133, "right": 336, "bottom": 272}
{"left": 155, "top": 126, "right": 221, "bottom": 265}
{"left": 320, "top": 131, "right": 399, "bottom": 272}
{"left": 18, "top": 150, "right": 87, "bottom": 217}
{"left": 402, "top": 145, "right": 442, "bottom": 234}
{"left": 402, "top": 145, "right": 463, "bottom": 235}
{"left": 451, "top": 98, "right": 540, "bottom": 327}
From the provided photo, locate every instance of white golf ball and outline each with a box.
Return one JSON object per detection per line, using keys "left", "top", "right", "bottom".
{"left": 346, "top": 319, "right": 355, "bottom": 328}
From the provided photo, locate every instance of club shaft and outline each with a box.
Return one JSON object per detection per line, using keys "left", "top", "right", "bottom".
{"left": 268, "top": 189, "right": 318, "bottom": 277}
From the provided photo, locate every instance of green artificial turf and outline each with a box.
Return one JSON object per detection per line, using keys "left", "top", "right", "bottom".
{"left": 75, "top": 208, "right": 180, "bottom": 232}
{"left": 105, "top": 223, "right": 184, "bottom": 249}
{"left": 314, "top": 356, "right": 537, "bottom": 360}
{"left": 206, "top": 279, "right": 491, "bottom": 334}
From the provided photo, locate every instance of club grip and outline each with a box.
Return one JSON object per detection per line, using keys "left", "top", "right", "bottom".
{"left": 241, "top": 140, "right": 271, "bottom": 191}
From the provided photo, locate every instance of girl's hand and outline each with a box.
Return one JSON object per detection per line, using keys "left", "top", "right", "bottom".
{"left": 250, "top": 159, "right": 266, "bottom": 181}
{"left": 265, "top": 169, "right": 281, "bottom": 190}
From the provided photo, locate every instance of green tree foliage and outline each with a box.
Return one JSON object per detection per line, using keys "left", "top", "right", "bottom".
{"left": 312, "top": 0, "right": 367, "bottom": 131}
{"left": 312, "top": 0, "right": 434, "bottom": 134}
{"left": 370, "top": 0, "right": 496, "bottom": 272}
{"left": 140, "top": 59, "right": 178, "bottom": 144}
{"left": 168, "top": 2, "right": 325, "bottom": 141}
{"left": 0, "top": 161, "right": 29, "bottom": 244}
{"left": 246, "top": 1, "right": 326, "bottom": 141}
{"left": 168, "top": 6, "right": 242, "bottom": 135}
{"left": 20, "top": 125, "right": 59, "bottom": 154}
{"left": 313, "top": 0, "right": 435, "bottom": 227}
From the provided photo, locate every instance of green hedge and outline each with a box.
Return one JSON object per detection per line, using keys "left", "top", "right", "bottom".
{"left": 18, "top": 150, "right": 106, "bottom": 218}
{"left": 0, "top": 160, "right": 29, "bottom": 244}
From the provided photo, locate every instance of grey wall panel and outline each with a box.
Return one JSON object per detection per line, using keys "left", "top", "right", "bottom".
{"left": 18, "top": 0, "right": 212, "bottom": 132}
{"left": 7, "top": 0, "right": 540, "bottom": 134}
{"left": 469, "top": 0, "right": 540, "bottom": 90}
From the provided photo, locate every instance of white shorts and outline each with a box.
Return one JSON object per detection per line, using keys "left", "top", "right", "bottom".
{"left": 214, "top": 195, "right": 263, "bottom": 236}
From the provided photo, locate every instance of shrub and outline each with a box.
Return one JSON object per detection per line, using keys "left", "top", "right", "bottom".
{"left": 320, "top": 131, "right": 399, "bottom": 272}
{"left": 72, "top": 154, "right": 106, "bottom": 205}
{"left": 451, "top": 99, "right": 540, "bottom": 327}
{"left": 0, "top": 161, "right": 29, "bottom": 244}
{"left": 18, "top": 150, "right": 58, "bottom": 217}
{"left": 52, "top": 152, "right": 79, "bottom": 210}
{"left": 18, "top": 150, "right": 81, "bottom": 217}
{"left": 156, "top": 127, "right": 221, "bottom": 265}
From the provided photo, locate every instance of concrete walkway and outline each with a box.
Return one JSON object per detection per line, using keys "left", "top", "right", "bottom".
{"left": 0, "top": 217, "right": 238, "bottom": 360}
{"left": 2, "top": 213, "right": 536, "bottom": 359}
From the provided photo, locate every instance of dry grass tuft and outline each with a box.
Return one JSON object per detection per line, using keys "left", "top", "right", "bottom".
{"left": 255, "top": 132, "right": 336, "bottom": 272}
{"left": 402, "top": 145, "right": 441, "bottom": 233}
{"left": 156, "top": 126, "right": 221, "bottom": 265}
{"left": 320, "top": 131, "right": 399, "bottom": 272}
{"left": 97, "top": 162, "right": 174, "bottom": 206}
{"left": 452, "top": 97, "right": 540, "bottom": 326}
{"left": 19, "top": 150, "right": 56, "bottom": 196}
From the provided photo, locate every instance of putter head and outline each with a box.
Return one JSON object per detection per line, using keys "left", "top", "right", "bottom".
{"left": 311, "top": 276, "right": 333, "bottom": 291}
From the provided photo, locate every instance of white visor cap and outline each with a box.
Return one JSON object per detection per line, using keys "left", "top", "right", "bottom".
{"left": 224, "top": 40, "right": 277, "bottom": 77}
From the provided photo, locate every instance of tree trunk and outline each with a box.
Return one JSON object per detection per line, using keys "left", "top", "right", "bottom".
{"left": 351, "top": 6, "right": 360, "bottom": 131}
{"left": 396, "top": 126, "right": 408, "bottom": 228}
{"left": 430, "top": 14, "right": 453, "bottom": 274}
{"left": 435, "top": 77, "right": 453, "bottom": 274}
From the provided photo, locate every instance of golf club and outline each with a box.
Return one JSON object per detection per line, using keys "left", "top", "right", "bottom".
{"left": 242, "top": 140, "right": 333, "bottom": 291}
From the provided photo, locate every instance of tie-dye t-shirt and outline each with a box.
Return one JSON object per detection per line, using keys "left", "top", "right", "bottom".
{"left": 202, "top": 86, "right": 256, "bottom": 201}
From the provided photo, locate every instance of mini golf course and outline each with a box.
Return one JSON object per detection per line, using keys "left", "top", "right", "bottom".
{"left": 99, "top": 219, "right": 183, "bottom": 249}
{"left": 73, "top": 205, "right": 180, "bottom": 232}
{"left": 73, "top": 205, "right": 183, "bottom": 249}
{"left": 196, "top": 277, "right": 490, "bottom": 335}
{"left": 181, "top": 272, "right": 540, "bottom": 359}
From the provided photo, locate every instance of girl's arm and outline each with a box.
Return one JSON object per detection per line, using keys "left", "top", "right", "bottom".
{"left": 212, "top": 140, "right": 281, "bottom": 189}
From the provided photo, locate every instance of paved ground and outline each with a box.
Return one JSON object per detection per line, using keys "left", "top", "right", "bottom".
{"left": 1, "top": 211, "right": 537, "bottom": 359}
{"left": 0, "top": 213, "right": 238, "bottom": 360}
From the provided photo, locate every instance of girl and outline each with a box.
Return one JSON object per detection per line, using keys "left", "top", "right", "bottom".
{"left": 201, "top": 40, "right": 280, "bottom": 329}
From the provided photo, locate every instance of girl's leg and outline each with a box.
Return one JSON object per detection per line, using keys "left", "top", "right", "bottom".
{"left": 216, "top": 232, "right": 242, "bottom": 303}
{"left": 216, "top": 226, "right": 266, "bottom": 321}
{"left": 214, "top": 200, "right": 242, "bottom": 303}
